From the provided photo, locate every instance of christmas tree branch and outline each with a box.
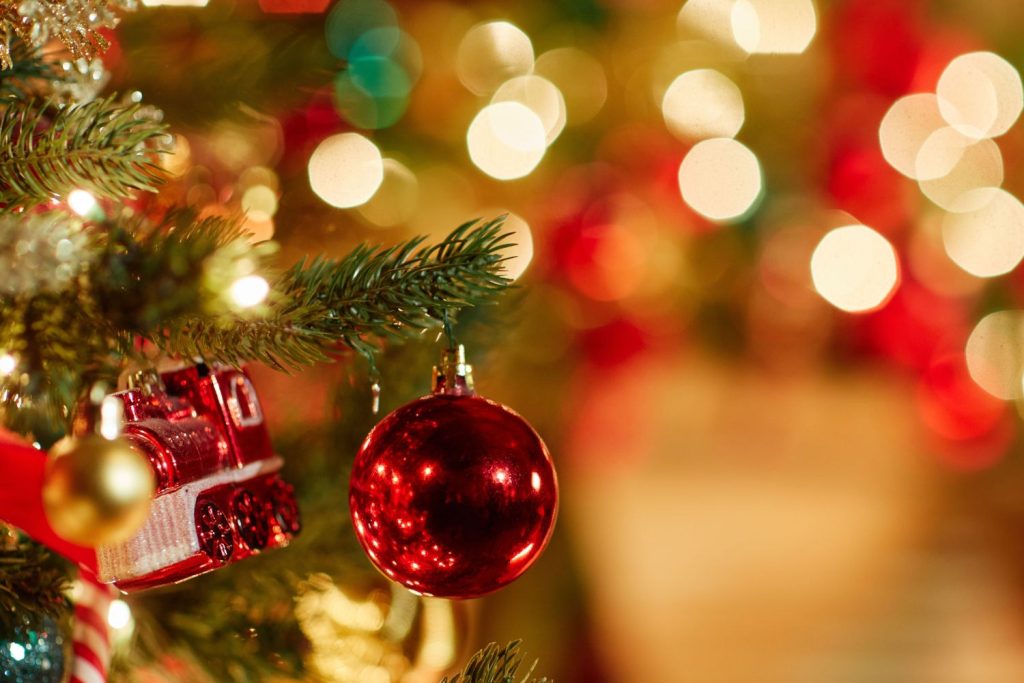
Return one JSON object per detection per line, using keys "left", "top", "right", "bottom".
{"left": 164, "top": 216, "right": 514, "bottom": 370}
{"left": 0, "top": 538, "right": 70, "bottom": 632}
{"left": 0, "top": 211, "right": 512, "bottom": 430}
{"left": 0, "top": 96, "right": 168, "bottom": 207}
{"left": 0, "top": 40, "right": 62, "bottom": 100}
{"left": 441, "top": 641, "right": 551, "bottom": 683}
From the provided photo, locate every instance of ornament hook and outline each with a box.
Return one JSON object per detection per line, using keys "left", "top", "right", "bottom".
{"left": 432, "top": 344, "right": 474, "bottom": 396}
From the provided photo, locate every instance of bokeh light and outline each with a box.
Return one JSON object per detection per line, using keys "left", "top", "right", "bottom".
{"left": 937, "top": 51, "right": 1023, "bottom": 140}
{"left": 308, "top": 133, "right": 385, "bottom": 208}
{"left": 357, "top": 159, "right": 419, "bottom": 227}
{"left": 810, "top": 225, "right": 899, "bottom": 313}
{"left": 662, "top": 69, "right": 744, "bottom": 141}
{"left": 730, "top": 0, "right": 817, "bottom": 55}
{"left": 324, "top": 0, "right": 397, "bottom": 60}
{"left": 229, "top": 275, "right": 270, "bottom": 309}
{"left": 966, "top": 310, "right": 1024, "bottom": 400}
{"left": 677, "top": 138, "right": 762, "bottom": 222}
{"left": 878, "top": 93, "right": 946, "bottom": 180}
{"left": 493, "top": 75, "right": 567, "bottom": 144}
{"left": 67, "top": 189, "right": 98, "bottom": 217}
{"left": 678, "top": 0, "right": 740, "bottom": 48}
{"left": 917, "top": 134, "right": 1003, "bottom": 212}
{"left": 534, "top": 48, "right": 607, "bottom": 125}
{"left": 0, "top": 353, "right": 16, "bottom": 376}
{"left": 467, "top": 102, "right": 547, "bottom": 180}
{"left": 241, "top": 185, "right": 278, "bottom": 222}
{"left": 478, "top": 210, "right": 533, "bottom": 282}
{"left": 942, "top": 189, "right": 1024, "bottom": 278}
{"left": 456, "top": 21, "right": 534, "bottom": 96}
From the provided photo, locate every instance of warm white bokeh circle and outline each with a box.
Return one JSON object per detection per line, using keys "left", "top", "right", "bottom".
{"left": 457, "top": 21, "right": 534, "bottom": 96}
{"left": 942, "top": 189, "right": 1024, "bottom": 278}
{"left": 878, "top": 94, "right": 947, "bottom": 180}
{"left": 662, "top": 69, "right": 744, "bottom": 141}
{"left": 467, "top": 102, "right": 547, "bottom": 180}
{"left": 966, "top": 310, "right": 1024, "bottom": 400}
{"left": 677, "top": 138, "right": 762, "bottom": 222}
{"left": 730, "top": 0, "right": 817, "bottom": 54}
{"left": 937, "top": 51, "right": 1023, "bottom": 140}
{"left": 308, "top": 133, "right": 384, "bottom": 209}
{"left": 493, "top": 75, "right": 567, "bottom": 144}
{"left": 810, "top": 225, "right": 899, "bottom": 313}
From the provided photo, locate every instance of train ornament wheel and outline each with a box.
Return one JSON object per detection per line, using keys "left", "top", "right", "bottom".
{"left": 196, "top": 501, "right": 235, "bottom": 563}
{"left": 271, "top": 480, "right": 301, "bottom": 535}
{"left": 232, "top": 489, "right": 270, "bottom": 550}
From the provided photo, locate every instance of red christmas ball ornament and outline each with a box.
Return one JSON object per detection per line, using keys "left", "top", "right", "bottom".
{"left": 349, "top": 346, "right": 558, "bottom": 599}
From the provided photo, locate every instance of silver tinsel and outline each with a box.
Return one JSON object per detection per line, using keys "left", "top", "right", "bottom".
{"left": 0, "top": 213, "right": 93, "bottom": 296}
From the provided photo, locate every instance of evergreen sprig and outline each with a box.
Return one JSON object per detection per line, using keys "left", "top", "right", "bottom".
{"left": 0, "top": 40, "right": 62, "bottom": 100}
{"left": 441, "top": 641, "right": 550, "bottom": 683}
{"left": 0, "top": 539, "right": 70, "bottom": 632}
{"left": 0, "top": 96, "right": 168, "bottom": 207}
{"left": 163, "top": 216, "right": 514, "bottom": 370}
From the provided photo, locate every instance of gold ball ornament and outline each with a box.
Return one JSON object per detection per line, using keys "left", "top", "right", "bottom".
{"left": 42, "top": 435, "right": 155, "bottom": 546}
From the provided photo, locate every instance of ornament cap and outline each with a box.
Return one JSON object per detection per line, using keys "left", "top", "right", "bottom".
{"left": 432, "top": 345, "right": 475, "bottom": 396}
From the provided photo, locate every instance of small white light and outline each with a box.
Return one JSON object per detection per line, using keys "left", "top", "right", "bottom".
{"left": 229, "top": 275, "right": 270, "bottom": 309}
{"left": 8, "top": 642, "right": 25, "bottom": 661}
{"left": 0, "top": 353, "right": 16, "bottom": 376}
{"left": 67, "top": 189, "right": 97, "bottom": 217}
{"left": 99, "top": 396, "right": 124, "bottom": 440}
{"left": 107, "top": 599, "right": 132, "bottom": 630}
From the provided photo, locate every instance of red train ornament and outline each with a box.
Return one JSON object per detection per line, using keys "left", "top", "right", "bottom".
{"left": 91, "top": 364, "right": 300, "bottom": 591}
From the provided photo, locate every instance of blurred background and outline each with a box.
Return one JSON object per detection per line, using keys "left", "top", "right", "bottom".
{"left": 100, "top": 0, "right": 1024, "bottom": 680}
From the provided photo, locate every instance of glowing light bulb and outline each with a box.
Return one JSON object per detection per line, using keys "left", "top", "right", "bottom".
{"left": 456, "top": 21, "right": 534, "bottom": 96}
{"left": 68, "top": 189, "right": 97, "bottom": 217}
{"left": 966, "top": 310, "right": 1024, "bottom": 400}
{"left": 108, "top": 599, "right": 132, "bottom": 630}
{"left": 810, "top": 225, "right": 899, "bottom": 313}
{"left": 229, "top": 275, "right": 270, "bottom": 309}
{"left": 937, "top": 51, "right": 1023, "bottom": 140}
{"left": 730, "top": 0, "right": 817, "bottom": 55}
{"left": 308, "top": 133, "right": 384, "bottom": 208}
{"left": 677, "top": 138, "right": 762, "bottom": 222}
{"left": 0, "top": 353, "right": 16, "bottom": 376}
{"left": 662, "top": 69, "right": 744, "bottom": 141}
{"left": 467, "top": 102, "right": 547, "bottom": 180}
{"left": 942, "top": 189, "right": 1024, "bottom": 278}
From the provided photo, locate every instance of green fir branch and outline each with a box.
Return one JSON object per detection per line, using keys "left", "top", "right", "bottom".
{"left": 0, "top": 40, "right": 62, "bottom": 100}
{"left": 0, "top": 539, "right": 71, "bottom": 632}
{"left": 162, "top": 216, "right": 514, "bottom": 370}
{"left": 0, "top": 96, "right": 169, "bottom": 207}
{"left": 442, "top": 641, "right": 551, "bottom": 683}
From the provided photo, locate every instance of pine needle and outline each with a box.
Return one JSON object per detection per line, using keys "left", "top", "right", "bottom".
{"left": 442, "top": 641, "right": 551, "bottom": 683}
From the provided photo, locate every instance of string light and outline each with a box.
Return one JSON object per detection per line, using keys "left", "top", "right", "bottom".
{"left": 966, "top": 310, "right": 1024, "bottom": 400}
{"left": 677, "top": 138, "right": 762, "bottom": 222}
{"left": 810, "top": 225, "right": 899, "bottom": 313}
{"left": 879, "top": 94, "right": 946, "bottom": 179}
{"left": 467, "top": 102, "right": 547, "bottom": 180}
{"left": 67, "top": 189, "right": 98, "bottom": 217}
{"left": 108, "top": 599, "right": 132, "bottom": 630}
{"left": 942, "top": 189, "right": 1024, "bottom": 277}
{"left": 229, "top": 275, "right": 270, "bottom": 309}
{"left": 730, "top": 0, "right": 817, "bottom": 55}
{"left": 456, "top": 21, "right": 534, "bottom": 96}
{"left": 662, "top": 69, "right": 744, "bottom": 141}
{"left": 937, "top": 51, "right": 1023, "bottom": 140}
{"left": 492, "top": 75, "right": 567, "bottom": 144}
{"left": 308, "top": 133, "right": 385, "bottom": 208}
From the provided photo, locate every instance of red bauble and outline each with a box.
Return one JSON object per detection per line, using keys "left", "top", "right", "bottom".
{"left": 349, "top": 349, "right": 557, "bottom": 598}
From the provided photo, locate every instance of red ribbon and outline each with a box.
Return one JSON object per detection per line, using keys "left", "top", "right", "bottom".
{"left": 0, "top": 431, "right": 97, "bottom": 569}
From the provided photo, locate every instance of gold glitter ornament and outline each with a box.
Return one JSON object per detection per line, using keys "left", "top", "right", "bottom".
{"left": 0, "top": 0, "right": 136, "bottom": 71}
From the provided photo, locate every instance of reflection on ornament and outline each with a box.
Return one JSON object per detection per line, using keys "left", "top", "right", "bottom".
{"left": 42, "top": 435, "right": 155, "bottom": 546}
{"left": 296, "top": 573, "right": 472, "bottom": 683}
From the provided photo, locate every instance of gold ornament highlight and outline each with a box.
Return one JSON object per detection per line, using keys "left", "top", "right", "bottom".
{"left": 42, "top": 434, "right": 155, "bottom": 546}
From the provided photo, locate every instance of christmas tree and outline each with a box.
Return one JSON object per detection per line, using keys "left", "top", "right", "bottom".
{"left": 5, "top": 0, "right": 1024, "bottom": 680}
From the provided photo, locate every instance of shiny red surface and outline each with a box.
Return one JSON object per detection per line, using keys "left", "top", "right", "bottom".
{"left": 349, "top": 394, "right": 558, "bottom": 598}
{"left": 100, "top": 366, "right": 299, "bottom": 591}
